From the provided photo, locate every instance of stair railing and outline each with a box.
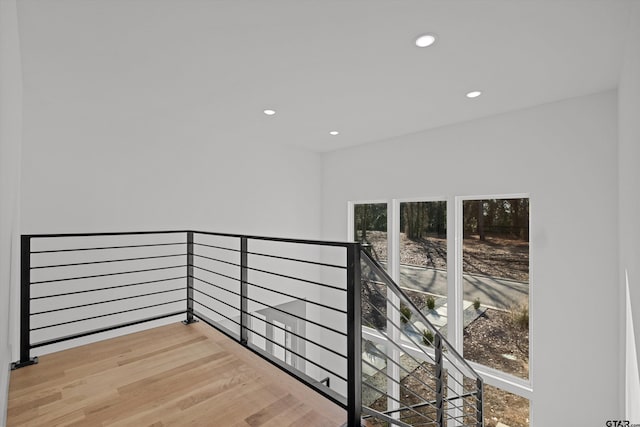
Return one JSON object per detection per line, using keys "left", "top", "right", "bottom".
{"left": 360, "top": 249, "right": 484, "bottom": 427}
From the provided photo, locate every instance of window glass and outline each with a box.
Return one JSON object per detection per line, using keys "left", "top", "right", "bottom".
{"left": 480, "top": 383, "right": 530, "bottom": 427}
{"left": 462, "top": 198, "right": 530, "bottom": 379}
{"left": 354, "top": 203, "right": 388, "bottom": 267}
{"left": 399, "top": 201, "right": 449, "bottom": 337}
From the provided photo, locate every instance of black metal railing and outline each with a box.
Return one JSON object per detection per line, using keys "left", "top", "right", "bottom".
{"left": 12, "top": 230, "right": 363, "bottom": 426}
{"left": 12, "top": 230, "right": 483, "bottom": 427}
{"left": 14, "top": 231, "right": 189, "bottom": 368}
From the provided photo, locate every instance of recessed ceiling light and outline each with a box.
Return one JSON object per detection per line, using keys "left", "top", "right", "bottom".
{"left": 263, "top": 109, "right": 276, "bottom": 116}
{"left": 415, "top": 34, "right": 436, "bottom": 48}
{"left": 329, "top": 131, "right": 339, "bottom": 136}
{"left": 466, "top": 91, "right": 482, "bottom": 99}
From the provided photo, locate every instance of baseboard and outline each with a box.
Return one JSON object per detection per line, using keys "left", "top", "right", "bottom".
{"left": 0, "top": 345, "right": 10, "bottom": 427}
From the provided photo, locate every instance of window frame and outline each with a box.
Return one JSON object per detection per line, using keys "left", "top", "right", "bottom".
{"left": 349, "top": 193, "right": 533, "bottom": 404}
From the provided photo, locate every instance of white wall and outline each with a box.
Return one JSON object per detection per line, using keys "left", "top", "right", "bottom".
{"left": 322, "top": 91, "right": 620, "bottom": 425}
{"left": 0, "top": 0, "right": 22, "bottom": 422}
{"left": 619, "top": 3, "right": 640, "bottom": 422}
{"left": 21, "top": 134, "right": 322, "bottom": 238}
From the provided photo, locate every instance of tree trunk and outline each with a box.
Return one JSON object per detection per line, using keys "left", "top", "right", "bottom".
{"left": 478, "top": 200, "right": 486, "bottom": 241}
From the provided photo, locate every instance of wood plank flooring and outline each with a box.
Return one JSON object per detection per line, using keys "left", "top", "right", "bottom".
{"left": 7, "top": 322, "right": 346, "bottom": 426}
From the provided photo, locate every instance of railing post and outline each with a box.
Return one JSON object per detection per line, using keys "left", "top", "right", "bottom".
{"left": 240, "top": 237, "right": 248, "bottom": 345}
{"left": 346, "top": 244, "right": 362, "bottom": 427}
{"left": 476, "top": 378, "right": 484, "bottom": 427}
{"left": 435, "top": 333, "right": 444, "bottom": 427}
{"left": 183, "top": 231, "right": 197, "bottom": 325}
{"left": 11, "top": 235, "right": 38, "bottom": 369}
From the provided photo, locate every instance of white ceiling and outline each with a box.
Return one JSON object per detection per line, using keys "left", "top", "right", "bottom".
{"left": 17, "top": 0, "right": 634, "bottom": 152}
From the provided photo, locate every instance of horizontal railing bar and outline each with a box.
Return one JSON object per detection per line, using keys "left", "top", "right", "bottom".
{"left": 24, "top": 230, "right": 188, "bottom": 239}
{"left": 376, "top": 391, "right": 481, "bottom": 416}
{"left": 192, "top": 265, "right": 239, "bottom": 283}
{"left": 31, "top": 242, "right": 186, "bottom": 254}
{"left": 31, "top": 253, "right": 185, "bottom": 270}
{"left": 30, "top": 311, "right": 186, "bottom": 349}
{"left": 245, "top": 265, "right": 345, "bottom": 292}
{"left": 192, "top": 230, "right": 356, "bottom": 248}
{"left": 195, "top": 286, "right": 345, "bottom": 359}
{"left": 30, "top": 265, "right": 186, "bottom": 285}
{"left": 192, "top": 288, "right": 239, "bottom": 313}
{"left": 419, "top": 424, "right": 475, "bottom": 427}
{"left": 361, "top": 407, "right": 414, "bottom": 427}
{"left": 193, "top": 242, "right": 240, "bottom": 253}
{"left": 192, "top": 310, "right": 348, "bottom": 410}
{"left": 193, "top": 253, "right": 240, "bottom": 268}
{"left": 246, "top": 250, "right": 346, "bottom": 270}
{"left": 446, "top": 408, "right": 482, "bottom": 419}
{"left": 362, "top": 382, "right": 434, "bottom": 424}
{"left": 362, "top": 358, "right": 438, "bottom": 418}
{"left": 30, "top": 299, "right": 186, "bottom": 331}
{"left": 31, "top": 276, "right": 187, "bottom": 300}
{"left": 245, "top": 281, "right": 347, "bottom": 315}
{"left": 192, "top": 301, "right": 348, "bottom": 383}
{"left": 26, "top": 231, "right": 355, "bottom": 249}
{"left": 193, "top": 276, "right": 240, "bottom": 298}
{"left": 31, "top": 232, "right": 349, "bottom": 253}
{"left": 31, "top": 288, "right": 185, "bottom": 315}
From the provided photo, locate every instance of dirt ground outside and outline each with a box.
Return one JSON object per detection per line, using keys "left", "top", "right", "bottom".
{"left": 364, "top": 230, "right": 528, "bottom": 282}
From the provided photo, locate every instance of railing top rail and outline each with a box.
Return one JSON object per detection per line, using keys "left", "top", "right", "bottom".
{"left": 22, "top": 230, "right": 360, "bottom": 249}
{"left": 360, "top": 249, "right": 483, "bottom": 382}
{"left": 22, "top": 230, "right": 190, "bottom": 239}
{"left": 191, "top": 230, "right": 359, "bottom": 248}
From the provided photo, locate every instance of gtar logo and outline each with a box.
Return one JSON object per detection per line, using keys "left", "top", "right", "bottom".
{"left": 606, "top": 421, "right": 630, "bottom": 427}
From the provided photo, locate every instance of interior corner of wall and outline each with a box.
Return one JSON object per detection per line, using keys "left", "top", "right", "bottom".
{"left": 0, "top": 344, "right": 10, "bottom": 427}
{"left": 626, "top": 270, "right": 640, "bottom": 422}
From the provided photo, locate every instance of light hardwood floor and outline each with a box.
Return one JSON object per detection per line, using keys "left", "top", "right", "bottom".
{"left": 7, "top": 322, "right": 346, "bottom": 426}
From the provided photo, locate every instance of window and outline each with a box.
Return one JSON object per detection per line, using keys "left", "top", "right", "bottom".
{"left": 350, "top": 195, "right": 531, "bottom": 426}
{"left": 461, "top": 197, "right": 530, "bottom": 380}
